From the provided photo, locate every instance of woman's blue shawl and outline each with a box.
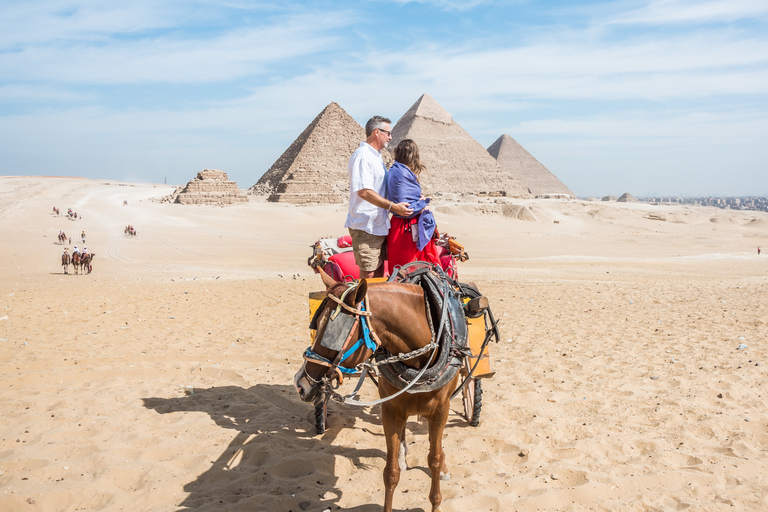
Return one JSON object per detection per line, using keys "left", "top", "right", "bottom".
{"left": 385, "top": 161, "right": 436, "bottom": 251}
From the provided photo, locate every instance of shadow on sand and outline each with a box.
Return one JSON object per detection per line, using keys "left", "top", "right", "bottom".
{"left": 143, "top": 383, "right": 430, "bottom": 512}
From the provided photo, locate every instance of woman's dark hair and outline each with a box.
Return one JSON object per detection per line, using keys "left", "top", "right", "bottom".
{"left": 394, "top": 139, "right": 426, "bottom": 176}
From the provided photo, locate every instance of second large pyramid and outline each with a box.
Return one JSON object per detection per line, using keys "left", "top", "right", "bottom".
{"left": 389, "top": 94, "right": 530, "bottom": 198}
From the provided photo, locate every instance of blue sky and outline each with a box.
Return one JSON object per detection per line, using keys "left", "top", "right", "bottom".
{"left": 1, "top": 0, "right": 766, "bottom": 197}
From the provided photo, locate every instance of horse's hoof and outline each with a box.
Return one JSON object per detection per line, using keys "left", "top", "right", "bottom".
{"left": 440, "top": 472, "right": 450, "bottom": 481}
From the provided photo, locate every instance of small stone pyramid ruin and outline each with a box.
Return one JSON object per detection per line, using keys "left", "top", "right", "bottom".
{"left": 617, "top": 192, "right": 637, "bottom": 202}
{"left": 487, "top": 134, "right": 574, "bottom": 198}
{"left": 250, "top": 102, "right": 364, "bottom": 204}
{"left": 389, "top": 94, "right": 530, "bottom": 198}
{"left": 175, "top": 169, "right": 248, "bottom": 205}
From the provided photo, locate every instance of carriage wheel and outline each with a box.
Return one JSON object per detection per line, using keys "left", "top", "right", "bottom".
{"left": 314, "top": 401, "right": 327, "bottom": 434}
{"left": 462, "top": 378, "right": 482, "bottom": 427}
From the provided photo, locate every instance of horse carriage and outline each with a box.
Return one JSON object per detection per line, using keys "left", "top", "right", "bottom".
{"left": 297, "top": 234, "right": 500, "bottom": 511}
{"left": 302, "top": 234, "right": 499, "bottom": 434}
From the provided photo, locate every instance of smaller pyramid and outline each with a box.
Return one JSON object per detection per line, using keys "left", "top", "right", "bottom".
{"left": 251, "top": 102, "right": 364, "bottom": 204}
{"left": 617, "top": 192, "right": 637, "bottom": 202}
{"left": 488, "top": 135, "right": 574, "bottom": 198}
{"left": 389, "top": 94, "right": 530, "bottom": 198}
{"left": 176, "top": 169, "right": 248, "bottom": 205}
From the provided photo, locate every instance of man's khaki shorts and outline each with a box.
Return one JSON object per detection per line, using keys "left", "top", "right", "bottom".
{"left": 348, "top": 228, "right": 386, "bottom": 273}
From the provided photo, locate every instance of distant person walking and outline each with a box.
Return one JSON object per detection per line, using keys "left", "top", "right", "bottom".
{"left": 759, "top": 247, "right": 761, "bottom": 256}
{"left": 344, "top": 115, "right": 412, "bottom": 278}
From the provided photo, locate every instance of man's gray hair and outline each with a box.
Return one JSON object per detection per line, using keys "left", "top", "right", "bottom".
{"left": 365, "top": 116, "right": 391, "bottom": 137}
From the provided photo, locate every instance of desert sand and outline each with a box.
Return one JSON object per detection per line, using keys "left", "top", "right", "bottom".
{"left": 1, "top": 175, "right": 767, "bottom": 512}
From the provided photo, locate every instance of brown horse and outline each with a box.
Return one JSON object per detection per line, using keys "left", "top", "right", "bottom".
{"left": 294, "top": 269, "right": 459, "bottom": 512}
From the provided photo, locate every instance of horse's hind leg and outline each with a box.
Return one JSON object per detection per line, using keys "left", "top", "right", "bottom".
{"left": 398, "top": 424, "right": 408, "bottom": 470}
{"left": 381, "top": 403, "right": 407, "bottom": 512}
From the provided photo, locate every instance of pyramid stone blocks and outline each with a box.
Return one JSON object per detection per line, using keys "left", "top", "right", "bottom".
{"left": 389, "top": 94, "right": 530, "bottom": 198}
{"left": 176, "top": 170, "right": 248, "bottom": 205}
{"left": 251, "top": 102, "right": 364, "bottom": 204}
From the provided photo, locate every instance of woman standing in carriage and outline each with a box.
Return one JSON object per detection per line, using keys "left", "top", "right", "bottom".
{"left": 385, "top": 139, "right": 442, "bottom": 270}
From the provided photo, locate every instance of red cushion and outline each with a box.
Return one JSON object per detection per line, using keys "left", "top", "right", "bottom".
{"left": 337, "top": 235, "right": 353, "bottom": 248}
{"left": 328, "top": 251, "right": 359, "bottom": 281}
{"left": 325, "top": 251, "right": 391, "bottom": 281}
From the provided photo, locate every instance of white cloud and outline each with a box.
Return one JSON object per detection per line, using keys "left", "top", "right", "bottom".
{"left": 0, "top": 12, "right": 350, "bottom": 84}
{"left": 387, "top": 0, "right": 500, "bottom": 11}
{"left": 606, "top": 0, "right": 768, "bottom": 25}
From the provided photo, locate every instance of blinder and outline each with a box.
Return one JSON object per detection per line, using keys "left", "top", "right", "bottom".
{"left": 319, "top": 307, "right": 358, "bottom": 351}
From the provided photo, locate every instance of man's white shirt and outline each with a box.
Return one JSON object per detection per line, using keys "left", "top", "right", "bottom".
{"left": 344, "top": 142, "right": 390, "bottom": 236}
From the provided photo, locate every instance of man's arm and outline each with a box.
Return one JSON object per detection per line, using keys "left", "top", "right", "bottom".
{"left": 357, "top": 189, "right": 413, "bottom": 217}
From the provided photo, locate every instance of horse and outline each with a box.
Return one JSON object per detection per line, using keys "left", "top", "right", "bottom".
{"left": 294, "top": 267, "right": 463, "bottom": 512}
{"left": 61, "top": 253, "right": 70, "bottom": 274}
{"left": 80, "top": 253, "right": 94, "bottom": 274}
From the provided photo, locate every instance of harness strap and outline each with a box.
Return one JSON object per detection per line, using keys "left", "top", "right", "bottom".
{"left": 364, "top": 295, "right": 384, "bottom": 347}
{"left": 338, "top": 307, "right": 378, "bottom": 363}
{"left": 327, "top": 293, "right": 372, "bottom": 317}
{"left": 302, "top": 349, "right": 347, "bottom": 381}
{"left": 338, "top": 344, "right": 438, "bottom": 407}
{"left": 321, "top": 314, "right": 361, "bottom": 383}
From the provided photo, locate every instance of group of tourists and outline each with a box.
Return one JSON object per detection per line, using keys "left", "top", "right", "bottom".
{"left": 344, "top": 115, "right": 443, "bottom": 278}
{"left": 63, "top": 244, "right": 89, "bottom": 259}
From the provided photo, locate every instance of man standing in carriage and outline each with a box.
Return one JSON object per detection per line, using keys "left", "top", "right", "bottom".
{"left": 344, "top": 115, "right": 412, "bottom": 278}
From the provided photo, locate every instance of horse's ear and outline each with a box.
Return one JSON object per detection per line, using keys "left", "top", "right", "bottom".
{"left": 316, "top": 265, "right": 338, "bottom": 291}
{"left": 346, "top": 278, "right": 367, "bottom": 307}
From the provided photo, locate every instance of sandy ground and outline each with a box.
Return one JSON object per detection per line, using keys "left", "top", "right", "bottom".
{"left": 1, "top": 175, "right": 767, "bottom": 512}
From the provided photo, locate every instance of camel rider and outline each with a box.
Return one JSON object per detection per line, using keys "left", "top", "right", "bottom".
{"left": 73, "top": 245, "right": 79, "bottom": 256}
{"left": 82, "top": 246, "right": 88, "bottom": 257}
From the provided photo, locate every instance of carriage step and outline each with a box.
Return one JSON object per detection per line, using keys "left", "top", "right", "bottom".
{"left": 465, "top": 296, "right": 489, "bottom": 317}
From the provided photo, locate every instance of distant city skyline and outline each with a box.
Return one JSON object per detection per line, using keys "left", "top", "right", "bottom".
{"left": 1, "top": 1, "right": 766, "bottom": 197}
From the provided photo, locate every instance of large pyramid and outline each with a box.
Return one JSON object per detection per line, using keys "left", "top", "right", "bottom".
{"left": 389, "top": 94, "right": 530, "bottom": 198}
{"left": 487, "top": 134, "right": 574, "bottom": 197}
{"left": 250, "top": 102, "right": 364, "bottom": 204}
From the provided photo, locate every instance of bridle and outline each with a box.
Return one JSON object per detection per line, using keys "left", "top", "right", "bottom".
{"left": 302, "top": 283, "right": 382, "bottom": 400}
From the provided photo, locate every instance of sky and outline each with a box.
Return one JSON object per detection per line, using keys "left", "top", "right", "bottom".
{"left": 1, "top": 0, "right": 766, "bottom": 197}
